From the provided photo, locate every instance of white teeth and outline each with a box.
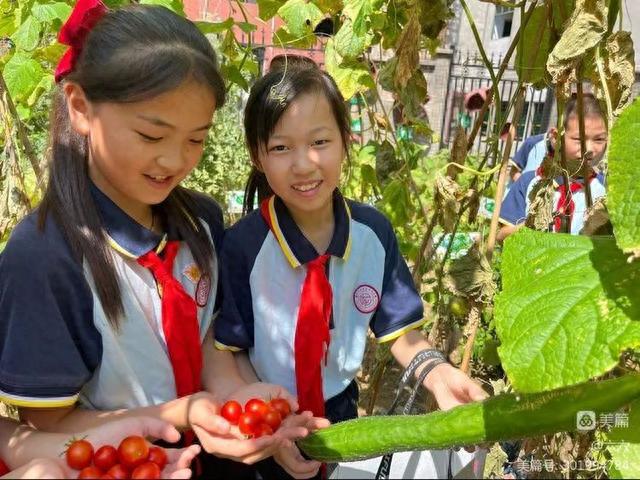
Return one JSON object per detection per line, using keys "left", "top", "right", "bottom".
{"left": 293, "top": 181, "right": 321, "bottom": 192}
{"left": 148, "top": 175, "right": 168, "bottom": 181}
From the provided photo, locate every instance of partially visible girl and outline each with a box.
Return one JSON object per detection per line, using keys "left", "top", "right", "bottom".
{"left": 213, "top": 65, "right": 488, "bottom": 478}
{"left": 0, "top": 1, "right": 322, "bottom": 478}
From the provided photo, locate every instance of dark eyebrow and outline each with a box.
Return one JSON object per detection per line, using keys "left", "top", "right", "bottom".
{"left": 137, "top": 114, "right": 211, "bottom": 132}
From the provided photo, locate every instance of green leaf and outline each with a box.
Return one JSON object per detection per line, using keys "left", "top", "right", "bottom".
{"left": 27, "top": 72, "right": 54, "bottom": 106}
{"left": 139, "top": 0, "right": 185, "bottom": 16}
{"left": 515, "top": 5, "right": 551, "bottom": 88}
{"left": 196, "top": 18, "right": 234, "bottom": 34}
{"left": 608, "top": 98, "right": 640, "bottom": 255}
{"left": 547, "top": 0, "right": 607, "bottom": 83}
{"left": 495, "top": 229, "right": 640, "bottom": 393}
{"left": 3, "top": 52, "right": 45, "bottom": 102}
{"left": 343, "top": 0, "right": 379, "bottom": 36}
{"left": 277, "top": 0, "right": 324, "bottom": 42}
{"left": 237, "top": 21, "right": 257, "bottom": 34}
{"left": 221, "top": 63, "right": 248, "bottom": 91}
{"left": 31, "top": 2, "right": 71, "bottom": 23}
{"left": 418, "top": 0, "right": 454, "bottom": 38}
{"left": 324, "top": 38, "right": 375, "bottom": 100}
{"left": 11, "top": 15, "right": 41, "bottom": 51}
{"left": 0, "top": 13, "right": 16, "bottom": 37}
{"left": 315, "top": 0, "right": 342, "bottom": 14}
{"left": 257, "top": 0, "right": 286, "bottom": 20}
{"left": 334, "top": 18, "right": 371, "bottom": 58}
{"left": 398, "top": 68, "right": 428, "bottom": 121}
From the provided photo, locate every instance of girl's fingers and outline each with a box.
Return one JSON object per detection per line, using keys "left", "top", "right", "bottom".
{"left": 192, "top": 414, "right": 230, "bottom": 436}
{"left": 168, "top": 468, "right": 194, "bottom": 479}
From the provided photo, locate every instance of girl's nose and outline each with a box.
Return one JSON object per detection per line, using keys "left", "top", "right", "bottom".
{"left": 292, "top": 148, "right": 317, "bottom": 174}
{"left": 156, "top": 147, "right": 185, "bottom": 172}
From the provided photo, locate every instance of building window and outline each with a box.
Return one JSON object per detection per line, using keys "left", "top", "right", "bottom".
{"left": 493, "top": 6, "right": 513, "bottom": 39}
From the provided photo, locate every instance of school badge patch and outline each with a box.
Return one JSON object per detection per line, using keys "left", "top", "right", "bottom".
{"left": 353, "top": 284, "right": 379, "bottom": 313}
{"left": 183, "top": 263, "right": 201, "bottom": 284}
{"left": 196, "top": 274, "right": 211, "bottom": 307}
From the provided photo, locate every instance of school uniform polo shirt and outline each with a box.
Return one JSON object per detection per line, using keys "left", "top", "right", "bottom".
{"left": 500, "top": 170, "right": 606, "bottom": 234}
{"left": 0, "top": 184, "right": 223, "bottom": 410}
{"left": 215, "top": 191, "right": 425, "bottom": 401}
{"left": 510, "top": 133, "right": 547, "bottom": 174}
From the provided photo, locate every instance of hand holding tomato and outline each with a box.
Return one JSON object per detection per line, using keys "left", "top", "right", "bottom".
{"left": 62, "top": 417, "right": 200, "bottom": 479}
{"left": 225, "top": 382, "right": 299, "bottom": 414}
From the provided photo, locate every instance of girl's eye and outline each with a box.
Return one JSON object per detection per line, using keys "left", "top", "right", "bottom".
{"left": 313, "top": 139, "right": 329, "bottom": 146}
{"left": 136, "top": 131, "right": 162, "bottom": 142}
{"left": 189, "top": 139, "right": 205, "bottom": 145}
{"left": 269, "top": 145, "right": 288, "bottom": 152}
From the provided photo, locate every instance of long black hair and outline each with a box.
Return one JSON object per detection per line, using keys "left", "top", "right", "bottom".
{"left": 39, "top": 5, "right": 226, "bottom": 327}
{"left": 242, "top": 65, "right": 351, "bottom": 213}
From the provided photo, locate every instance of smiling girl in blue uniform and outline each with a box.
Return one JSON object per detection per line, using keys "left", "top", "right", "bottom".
{"left": 0, "top": 2, "right": 323, "bottom": 478}
{"left": 213, "top": 66, "right": 488, "bottom": 476}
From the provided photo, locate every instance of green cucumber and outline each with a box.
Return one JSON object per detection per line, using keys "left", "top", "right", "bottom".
{"left": 297, "top": 374, "right": 640, "bottom": 462}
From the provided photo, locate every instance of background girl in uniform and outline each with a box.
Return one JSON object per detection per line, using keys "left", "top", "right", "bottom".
{"left": 214, "top": 65, "right": 487, "bottom": 477}
{"left": 0, "top": 2, "right": 324, "bottom": 478}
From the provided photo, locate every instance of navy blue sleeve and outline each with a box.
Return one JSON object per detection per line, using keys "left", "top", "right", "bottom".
{"left": 512, "top": 134, "right": 544, "bottom": 171}
{"left": 349, "top": 203, "right": 424, "bottom": 341}
{"left": 0, "top": 213, "right": 101, "bottom": 407}
{"left": 500, "top": 171, "right": 535, "bottom": 225}
{"left": 214, "top": 213, "right": 267, "bottom": 351}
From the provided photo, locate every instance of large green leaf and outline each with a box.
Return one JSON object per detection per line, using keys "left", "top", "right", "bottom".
{"left": 3, "top": 52, "right": 45, "bottom": 102}
{"left": 277, "top": 0, "right": 324, "bottom": 42}
{"left": 515, "top": 5, "right": 550, "bottom": 88}
{"left": 608, "top": 98, "right": 640, "bottom": 255}
{"left": 343, "top": 0, "right": 380, "bottom": 36}
{"left": 11, "top": 15, "right": 42, "bottom": 51}
{"left": 31, "top": 2, "right": 71, "bottom": 23}
{"left": 334, "top": 18, "right": 372, "bottom": 58}
{"left": 324, "top": 38, "right": 374, "bottom": 100}
{"left": 257, "top": 0, "right": 286, "bottom": 20}
{"left": 139, "top": 0, "right": 185, "bottom": 16}
{"left": 495, "top": 229, "right": 640, "bottom": 393}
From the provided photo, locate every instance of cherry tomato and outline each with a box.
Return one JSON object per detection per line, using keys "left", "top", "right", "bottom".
{"left": 244, "top": 398, "right": 269, "bottom": 420}
{"left": 106, "top": 464, "right": 129, "bottom": 480}
{"left": 256, "top": 423, "right": 274, "bottom": 438}
{"left": 268, "top": 398, "right": 292, "bottom": 418}
{"left": 147, "top": 446, "right": 167, "bottom": 470}
{"left": 263, "top": 408, "right": 282, "bottom": 431}
{"left": 220, "top": 400, "right": 243, "bottom": 425}
{"left": 93, "top": 445, "right": 118, "bottom": 471}
{"left": 100, "top": 475, "right": 115, "bottom": 480}
{"left": 66, "top": 439, "right": 94, "bottom": 470}
{"left": 117, "top": 436, "right": 149, "bottom": 470}
{"left": 0, "top": 458, "right": 9, "bottom": 476}
{"left": 238, "top": 412, "right": 261, "bottom": 437}
{"left": 131, "top": 461, "right": 161, "bottom": 480}
{"left": 77, "top": 466, "right": 104, "bottom": 479}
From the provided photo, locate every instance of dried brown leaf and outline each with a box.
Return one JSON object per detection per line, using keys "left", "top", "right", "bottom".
{"left": 525, "top": 178, "right": 556, "bottom": 231}
{"left": 445, "top": 245, "right": 496, "bottom": 304}
{"left": 580, "top": 196, "right": 613, "bottom": 235}
{"left": 394, "top": 15, "right": 421, "bottom": 90}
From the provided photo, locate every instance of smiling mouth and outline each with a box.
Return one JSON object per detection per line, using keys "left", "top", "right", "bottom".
{"left": 292, "top": 180, "right": 322, "bottom": 192}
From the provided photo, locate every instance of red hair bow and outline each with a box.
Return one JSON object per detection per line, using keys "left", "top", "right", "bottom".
{"left": 55, "top": 0, "right": 108, "bottom": 82}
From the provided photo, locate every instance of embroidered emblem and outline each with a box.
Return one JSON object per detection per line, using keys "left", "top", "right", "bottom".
{"left": 353, "top": 284, "right": 379, "bottom": 313}
{"left": 183, "top": 263, "right": 201, "bottom": 284}
{"left": 196, "top": 275, "right": 211, "bottom": 307}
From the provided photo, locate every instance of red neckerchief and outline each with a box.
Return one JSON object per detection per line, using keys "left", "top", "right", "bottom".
{"left": 55, "top": 0, "right": 107, "bottom": 82}
{"left": 536, "top": 167, "right": 597, "bottom": 233}
{"left": 138, "top": 241, "right": 203, "bottom": 398}
{"left": 260, "top": 198, "right": 332, "bottom": 418}
{"left": 0, "top": 457, "right": 9, "bottom": 476}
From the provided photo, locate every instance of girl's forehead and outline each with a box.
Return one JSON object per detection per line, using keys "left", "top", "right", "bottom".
{"left": 275, "top": 92, "right": 336, "bottom": 131}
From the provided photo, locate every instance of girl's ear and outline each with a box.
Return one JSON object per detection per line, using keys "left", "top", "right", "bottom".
{"left": 63, "top": 82, "right": 93, "bottom": 136}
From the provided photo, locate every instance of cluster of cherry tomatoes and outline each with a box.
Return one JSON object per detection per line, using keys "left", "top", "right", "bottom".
{"left": 66, "top": 436, "right": 167, "bottom": 479}
{"left": 221, "top": 397, "right": 292, "bottom": 438}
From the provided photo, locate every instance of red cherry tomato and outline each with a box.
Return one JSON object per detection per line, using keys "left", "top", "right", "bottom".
{"left": 0, "top": 458, "right": 9, "bottom": 476}
{"left": 268, "top": 398, "right": 292, "bottom": 418}
{"left": 147, "top": 446, "right": 167, "bottom": 470}
{"left": 244, "top": 398, "right": 268, "bottom": 420}
{"left": 263, "top": 408, "right": 282, "bottom": 431}
{"left": 77, "top": 466, "right": 104, "bottom": 479}
{"left": 66, "top": 439, "right": 94, "bottom": 470}
{"left": 118, "top": 436, "right": 149, "bottom": 470}
{"left": 105, "top": 464, "right": 129, "bottom": 480}
{"left": 220, "top": 400, "right": 243, "bottom": 425}
{"left": 131, "top": 461, "right": 161, "bottom": 480}
{"left": 238, "top": 411, "right": 261, "bottom": 437}
{"left": 93, "top": 445, "right": 118, "bottom": 471}
{"left": 256, "top": 423, "right": 274, "bottom": 438}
